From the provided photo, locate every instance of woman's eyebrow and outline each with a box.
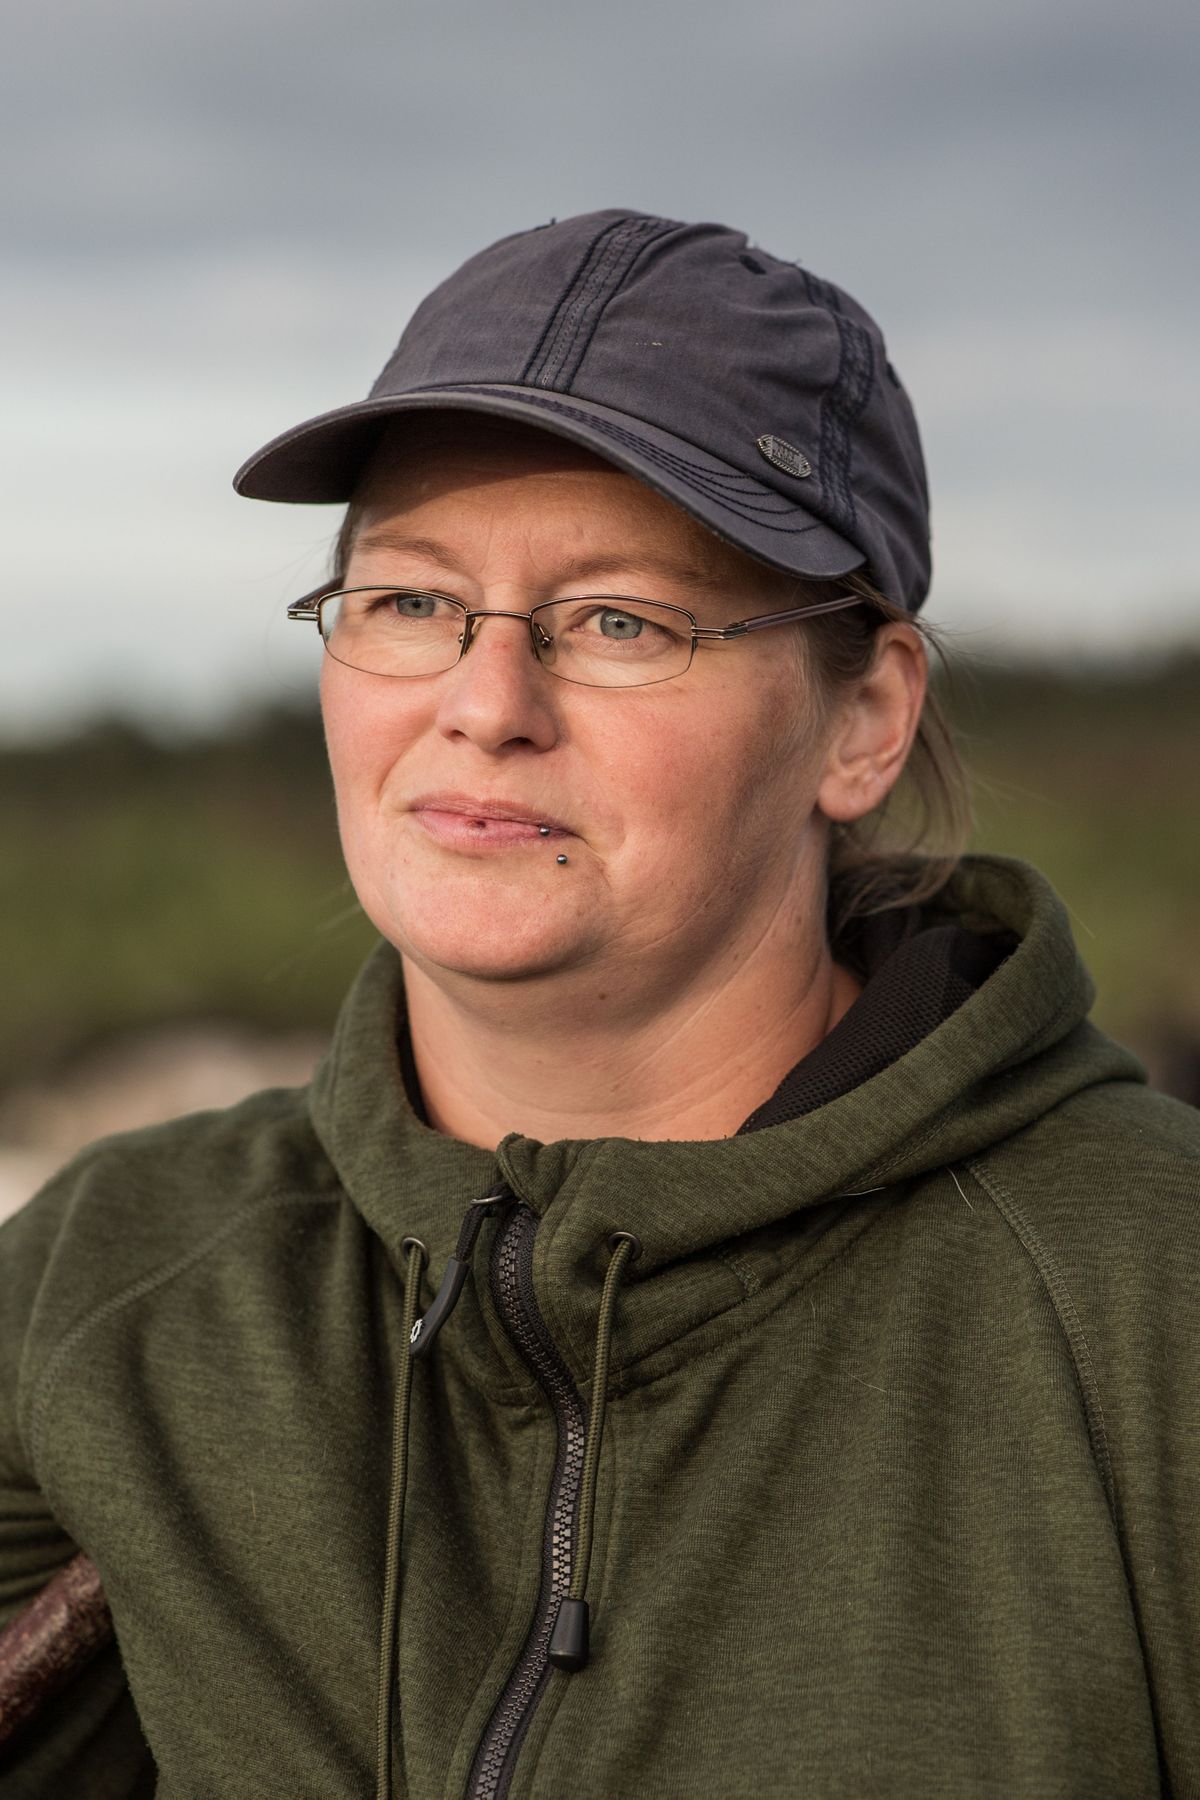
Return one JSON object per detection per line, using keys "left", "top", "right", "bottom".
{"left": 351, "top": 529, "right": 730, "bottom": 593}
{"left": 553, "top": 552, "right": 730, "bottom": 593}
{"left": 352, "top": 530, "right": 467, "bottom": 570}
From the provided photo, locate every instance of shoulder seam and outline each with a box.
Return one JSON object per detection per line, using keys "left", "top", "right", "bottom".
{"left": 961, "top": 1155, "right": 1119, "bottom": 1528}
{"left": 28, "top": 1191, "right": 340, "bottom": 1481}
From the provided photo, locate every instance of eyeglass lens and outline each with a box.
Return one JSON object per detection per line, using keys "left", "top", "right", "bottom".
{"left": 319, "top": 590, "right": 696, "bottom": 689}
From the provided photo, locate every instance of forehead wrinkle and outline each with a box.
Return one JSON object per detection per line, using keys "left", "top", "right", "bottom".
{"left": 350, "top": 528, "right": 738, "bottom": 596}
{"left": 546, "top": 551, "right": 733, "bottom": 594}
{"left": 351, "top": 530, "right": 470, "bottom": 573}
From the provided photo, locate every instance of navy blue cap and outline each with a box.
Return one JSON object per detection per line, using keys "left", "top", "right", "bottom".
{"left": 234, "top": 210, "right": 932, "bottom": 613}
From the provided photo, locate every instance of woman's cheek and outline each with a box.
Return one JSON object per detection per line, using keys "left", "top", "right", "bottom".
{"left": 324, "top": 679, "right": 420, "bottom": 819}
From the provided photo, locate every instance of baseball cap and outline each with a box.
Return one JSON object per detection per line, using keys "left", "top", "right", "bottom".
{"left": 234, "top": 209, "right": 932, "bottom": 614}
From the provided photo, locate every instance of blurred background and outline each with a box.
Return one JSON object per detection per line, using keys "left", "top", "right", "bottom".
{"left": 2, "top": 0, "right": 1197, "bottom": 1220}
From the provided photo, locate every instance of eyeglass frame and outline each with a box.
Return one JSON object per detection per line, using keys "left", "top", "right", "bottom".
{"left": 286, "top": 578, "right": 867, "bottom": 686}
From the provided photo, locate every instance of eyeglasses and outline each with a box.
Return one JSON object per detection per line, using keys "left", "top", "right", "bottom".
{"left": 287, "top": 580, "right": 865, "bottom": 690}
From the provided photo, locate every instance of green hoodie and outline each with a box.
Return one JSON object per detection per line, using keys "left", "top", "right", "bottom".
{"left": 2, "top": 853, "right": 1198, "bottom": 1798}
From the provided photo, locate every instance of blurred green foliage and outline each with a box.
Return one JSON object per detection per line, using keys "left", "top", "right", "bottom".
{"left": 1, "top": 648, "right": 1197, "bottom": 1096}
{"left": 946, "top": 649, "right": 1200, "bottom": 1063}
{"left": 0, "top": 710, "right": 377, "bottom": 1085}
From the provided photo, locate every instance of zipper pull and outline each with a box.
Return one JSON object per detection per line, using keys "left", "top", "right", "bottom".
{"left": 409, "top": 1186, "right": 514, "bottom": 1358}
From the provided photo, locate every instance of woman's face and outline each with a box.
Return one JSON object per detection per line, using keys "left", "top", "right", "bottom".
{"left": 320, "top": 425, "right": 847, "bottom": 1008}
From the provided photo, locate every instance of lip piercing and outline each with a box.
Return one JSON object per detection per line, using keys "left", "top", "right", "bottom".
{"left": 556, "top": 854, "right": 568, "bottom": 865}
{"left": 538, "top": 825, "right": 551, "bottom": 836}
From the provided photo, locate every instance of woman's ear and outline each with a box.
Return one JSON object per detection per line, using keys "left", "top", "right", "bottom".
{"left": 815, "top": 623, "right": 928, "bottom": 824}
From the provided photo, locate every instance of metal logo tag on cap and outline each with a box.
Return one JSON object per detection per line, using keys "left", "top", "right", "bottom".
{"left": 756, "top": 434, "right": 812, "bottom": 478}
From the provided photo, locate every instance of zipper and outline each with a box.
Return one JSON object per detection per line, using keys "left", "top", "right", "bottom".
{"left": 464, "top": 1203, "right": 587, "bottom": 1800}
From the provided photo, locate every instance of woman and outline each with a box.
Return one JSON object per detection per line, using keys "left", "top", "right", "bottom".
{"left": 2, "top": 210, "right": 1198, "bottom": 1798}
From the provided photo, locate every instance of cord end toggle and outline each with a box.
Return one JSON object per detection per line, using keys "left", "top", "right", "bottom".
{"left": 547, "top": 1597, "right": 590, "bottom": 1672}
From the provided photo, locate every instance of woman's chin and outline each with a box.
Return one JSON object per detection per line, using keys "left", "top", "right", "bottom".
{"left": 365, "top": 885, "right": 603, "bottom": 985}
{"left": 405, "top": 930, "right": 589, "bottom": 984}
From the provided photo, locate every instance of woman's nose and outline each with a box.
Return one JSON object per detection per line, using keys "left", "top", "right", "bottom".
{"left": 433, "top": 612, "right": 561, "bottom": 754}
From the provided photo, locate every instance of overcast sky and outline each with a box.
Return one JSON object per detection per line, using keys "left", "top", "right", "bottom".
{"left": 3, "top": 0, "right": 1197, "bottom": 734}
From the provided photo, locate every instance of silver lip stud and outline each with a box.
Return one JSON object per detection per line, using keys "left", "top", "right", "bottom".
{"left": 556, "top": 854, "right": 568, "bottom": 865}
{"left": 538, "top": 825, "right": 552, "bottom": 836}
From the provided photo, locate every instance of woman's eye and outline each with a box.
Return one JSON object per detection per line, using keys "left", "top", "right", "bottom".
{"left": 391, "top": 593, "right": 440, "bottom": 619}
{"left": 555, "top": 600, "right": 684, "bottom": 655}
{"left": 596, "top": 609, "right": 644, "bottom": 640}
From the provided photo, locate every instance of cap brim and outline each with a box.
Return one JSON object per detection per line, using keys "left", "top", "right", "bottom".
{"left": 233, "top": 383, "right": 866, "bottom": 584}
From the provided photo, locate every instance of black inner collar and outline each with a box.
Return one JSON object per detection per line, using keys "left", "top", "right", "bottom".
{"left": 395, "top": 908, "right": 1019, "bottom": 1138}
{"left": 738, "top": 908, "right": 1018, "bottom": 1133}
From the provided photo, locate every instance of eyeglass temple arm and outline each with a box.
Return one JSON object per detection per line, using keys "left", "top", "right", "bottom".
{"left": 694, "top": 594, "right": 865, "bottom": 640}
{"left": 287, "top": 580, "right": 342, "bottom": 622}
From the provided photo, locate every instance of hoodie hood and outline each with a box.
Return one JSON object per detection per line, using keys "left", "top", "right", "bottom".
{"left": 308, "top": 852, "right": 1145, "bottom": 1314}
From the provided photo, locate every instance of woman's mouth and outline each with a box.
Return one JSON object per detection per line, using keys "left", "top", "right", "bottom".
{"left": 408, "top": 797, "right": 571, "bottom": 853}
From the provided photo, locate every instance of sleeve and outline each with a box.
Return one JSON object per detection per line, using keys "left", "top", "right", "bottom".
{"left": 0, "top": 1181, "right": 156, "bottom": 1797}
{"left": 1098, "top": 1145, "right": 1200, "bottom": 1796}
{"left": 975, "top": 1084, "right": 1200, "bottom": 1794}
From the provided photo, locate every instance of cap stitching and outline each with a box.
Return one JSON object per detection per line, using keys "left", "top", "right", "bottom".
{"left": 552, "top": 219, "right": 678, "bottom": 392}
{"left": 533, "top": 222, "right": 634, "bottom": 387}
{"left": 526, "top": 219, "right": 632, "bottom": 386}
{"left": 799, "top": 268, "right": 874, "bottom": 541}
{"left": 439, "top": 382, "right": 765, "bottom": 490}
{"left": 529, "top": 217, "right": 675, "bottom": 392}
{"left": 819, "top": 313, "right": 874, "bottom": 539}
{"left": 443, "top": 384, "right": 832, "bottom": 534}
{"left": 518, "top": 216, "right": 626, "bottom": 386}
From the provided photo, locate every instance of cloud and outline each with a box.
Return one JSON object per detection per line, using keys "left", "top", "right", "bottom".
{"left": 6, "top": 0, "right": 1195, "bottom": 266}
{"left": 2, "top": 0, "right": 1196, "bottom": 726}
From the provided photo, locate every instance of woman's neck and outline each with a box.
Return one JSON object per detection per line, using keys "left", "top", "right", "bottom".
{"left": 401, "top": 910, "right": 863, "bottom": 1148}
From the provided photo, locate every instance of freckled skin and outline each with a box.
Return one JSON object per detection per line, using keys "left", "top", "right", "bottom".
{"left": 326, "top": 441, "right": 819, "bottom": 991}
{"left": 319, "top": 422, "right": 926, "bottom": 1144}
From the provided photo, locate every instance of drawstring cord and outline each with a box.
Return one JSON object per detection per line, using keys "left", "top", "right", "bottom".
{"left": 375, "top": 1214, "right": 639, "bottom": 1794}
{"left": 374, "top": 1192, "right": 506, "bottom": 1799}
{"left": 548, "top": 1230, "right": 641, "bottom": 1672}
{"left": 375, "top": 1235, "right": 427, "bottom": 1800}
